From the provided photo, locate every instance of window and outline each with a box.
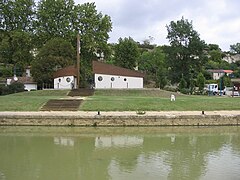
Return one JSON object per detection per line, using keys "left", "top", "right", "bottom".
{"left": 66, "top": 77, "right": 71, "bottom": 83}
{"left": 124, "top": 78, "right": 127, "bottom": 81}
{"left": 111, "top": 77, "right": 115, "bottom": 81}
{"left": 98, "top": 76, "right": 103, "bottom": 81}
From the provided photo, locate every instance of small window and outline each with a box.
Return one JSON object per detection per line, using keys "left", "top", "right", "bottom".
{"left": 111, "top": 77, "right": 115, "bottom": 81}
{"left": 98, "top": 76, "right": 103, "bottom": 81}
{"left": 58, "top": 78, "right": 61, "bottom": 82}
{"left": 66, "top": 77, "right": 71, "bottom": 83}
{"left": 124, "top": 78, "right": 127, "bottom": 81}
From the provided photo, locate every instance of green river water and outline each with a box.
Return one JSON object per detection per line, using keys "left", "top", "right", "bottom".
{"left": 0, "top": 126, "right": 239, "bottom": 180}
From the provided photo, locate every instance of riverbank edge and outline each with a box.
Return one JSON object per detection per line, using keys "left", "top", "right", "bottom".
{"left": 0, "top": 111, "right": 240, "bottom": 126}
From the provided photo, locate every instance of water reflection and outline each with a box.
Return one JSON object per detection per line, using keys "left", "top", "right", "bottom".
{"left": 0, "top": 126, "right": 239, "bottom": 180}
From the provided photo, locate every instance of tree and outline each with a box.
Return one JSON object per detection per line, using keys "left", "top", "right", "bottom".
{"left": 166, "top": 17, "right": 207, "bottom": 86}
{"left": 0, "top": 0, "right": 35, "bottom": 75}
{"left": 35, "top": 0, "right": 75, "bottom": 46}
{"left": 31, "top": 38, "right": 75, "bottom": 84}
{"left": 0, "top": 0, "right": 35, "bottom": 32}
{"left": 36, "top": 1, "right": 112, "bottom": 87}
{"left": 230, "top": 43, "right": 240, "bottom": 54}
{"left": 73, "top": 2, "right": 112, "bottom": 87}
{"left": 196, "top": 72, "right": 205, "bottom": 93}
{"left": 139, "top": 46, "right": 167, "bottom": 88}
{"left": 209, "top": 50, "right": 222, "bottom": 63}
{"left": 114, "top": 37, "right": 140, "bottom": 69}
{"left": 0, "top": 30, "right": 33, "bottom": 74}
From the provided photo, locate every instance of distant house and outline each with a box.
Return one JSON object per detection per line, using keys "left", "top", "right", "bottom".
{"left": 92, "top": 61, "right": 144, "bottom": 89}
{"left": 207, "top": 69, "right": 233, "bottom": 80}
{"left": 6, "top": 66, "right": 37, "bottom": 91}
{"left": 53, "top": 66, "right": 77, "bottom": 89}
{"left": 223, "top": 54, "right": 240, "bottom": 63}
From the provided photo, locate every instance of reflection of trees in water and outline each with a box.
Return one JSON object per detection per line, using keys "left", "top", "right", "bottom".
{"left": 230, "top": 134, "right": 240, "bottom": 155}
{"left": 0, "top": 127, "right": 240, "bottom": 180}
{"left": 142, "top": 134, "right": 229, "bottom": 180}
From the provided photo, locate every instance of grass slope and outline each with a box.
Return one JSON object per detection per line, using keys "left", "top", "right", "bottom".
{"left": 0, "top": 90, "right": 69, "bottom": 111}
{"left": 81, "top": 89, "right": 240, "bottom": 111}
{"left": 0, "top": 89, "right": 240, "bottom": 111}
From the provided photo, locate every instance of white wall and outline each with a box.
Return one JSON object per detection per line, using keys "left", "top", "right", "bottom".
{"left": 54, "top": 76, "right": 77, "bottom": 89}
{"left": 94, "top": 73, "right": 143, "bottom": 89}
{"left": 24, "top": 83, "right": 37, "bottom": 91}
{"left": 212, "top": 72, "right": 224, "bottom": 80}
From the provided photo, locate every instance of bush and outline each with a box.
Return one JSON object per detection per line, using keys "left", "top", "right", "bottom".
{"left": 163, "top": 86, "right": 178, "bottom": 92}
{"left": 0, "top": 82, "right": 25, "bottom": 95}
{"left": 180, "top": 88, "right": 190, "bottom": 94}
{"left": 8, "top": 82, "right": 25, "bottom": 94}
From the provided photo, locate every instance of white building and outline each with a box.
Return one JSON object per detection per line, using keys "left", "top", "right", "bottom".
{"left": 93, "top": 61, "right": 144, "bottom": 89}
{"left": 6, "top": 66, "right": 37, "bottom": 91}
{"left": 53, "top": 66, "right": 77, "bottom": 89}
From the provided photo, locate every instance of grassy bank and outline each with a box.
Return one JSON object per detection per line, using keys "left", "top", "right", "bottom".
{"left": 0, "top": 89, "right": 240, "bottom": 111}
{"left": 80, "top": 89, "right": 240, "bottom": 111}
{"left": 0, "top": 90, "right": 69, "bottom": 111}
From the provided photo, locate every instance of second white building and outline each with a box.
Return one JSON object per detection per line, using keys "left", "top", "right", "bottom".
{"left": 93, "top": 61, "right": 144, "bottom": 89}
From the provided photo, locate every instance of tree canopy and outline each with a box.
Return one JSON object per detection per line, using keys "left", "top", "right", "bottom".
{"left": 166, "top": 17, "right": 207, "bottom": 86}
{"left": 31, "top": 38, "right": 75, "bottom": 84}
{"left": 114, "top": 37, "right": 140, "bottom": 70}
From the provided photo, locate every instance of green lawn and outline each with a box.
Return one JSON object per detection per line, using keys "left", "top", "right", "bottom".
{"left": 80, "top": 89, "right": 240, "bottom": 111}
{"left": 0, "top": 90, "right": 69, "bottom": 111}
{"left": 0, "top": 89, "right": 240, "bottom": 111}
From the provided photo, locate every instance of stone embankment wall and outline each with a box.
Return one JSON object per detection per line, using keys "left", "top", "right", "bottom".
{"left": 0, "top": 114, "right": 239, "bottom": 126}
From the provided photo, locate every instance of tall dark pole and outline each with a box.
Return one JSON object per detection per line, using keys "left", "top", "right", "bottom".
{"left": 77, "top": 34, "right": 80, "bottom": 89}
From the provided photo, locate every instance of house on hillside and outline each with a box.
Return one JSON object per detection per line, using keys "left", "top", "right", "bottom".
{"left": 6, "top": 66, "right": 37, "bottom": 91}
{"left": 53, "top": 66, "right": 77, "bottom": 89}
{"left": 207, "top": 69, "right": 233, "bottom": 80}
{"left": 92, "top": 61, "right": 144, "bottom": 89}
{"left": 223, "top": 54, "right": 240, "bottom": 63}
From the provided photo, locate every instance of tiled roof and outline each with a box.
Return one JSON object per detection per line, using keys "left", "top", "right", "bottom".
{"left": 207, "top": 69, "right": 233, "bottom": 73}
{"left": 223, "top": 70, "right": 233, "bottom": 73}
{"left": 53, "top": 66, "right": 78, "bottom": 78}
{"left": 17, "top": 77, "right": 36, "bottom": 84}
{"left": 7, "top": 77, "right": 36, "bottom": 84}
{"left": 92, "top": 61, "right": 144, "bottom": 78}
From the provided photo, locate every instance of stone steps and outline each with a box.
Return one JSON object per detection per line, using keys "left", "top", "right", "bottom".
{"left": 41, "top": 99, "right": 82, "bottom": 111}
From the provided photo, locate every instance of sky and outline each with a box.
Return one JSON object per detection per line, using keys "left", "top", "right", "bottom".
{"left": 75, "top": 0, "right": 240, "bottom": 51}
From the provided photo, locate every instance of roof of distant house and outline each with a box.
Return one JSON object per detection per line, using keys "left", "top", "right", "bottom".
{"left": 207, "top": 69, "right": 233, "bottom": 73}
{"left": 92, "top": 61, "right": 144, "bottom": 78}
{"left": 7, "top": 76, "right": 36, "bottom": 84}
{"left": 53, "top": 65, "right": 78, "bottom": 78}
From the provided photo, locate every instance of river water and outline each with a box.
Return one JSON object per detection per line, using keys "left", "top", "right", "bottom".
{"left": 0, "top": 126, "right": 239, "bottom": 180}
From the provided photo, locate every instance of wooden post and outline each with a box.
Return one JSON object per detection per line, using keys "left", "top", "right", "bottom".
{"left": 77, "top": 34, "right": 80, "bottom": 89}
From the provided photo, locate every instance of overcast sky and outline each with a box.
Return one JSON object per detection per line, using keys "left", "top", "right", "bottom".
{"left": 75, "top": 0, "right": 240, "bottom": 51}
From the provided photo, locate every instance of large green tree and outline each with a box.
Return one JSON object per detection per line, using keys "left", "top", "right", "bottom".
{"left": 166, "top": 17, "right": 207, "bottom": 86}
{"left": 114, "top": 37, "right": 140, "bottom": 70}
{"left": 0, "top": 0, "right": 35, "bottom": 75}
{"left": 36, "top": 1, "right": 112, "bottom": 87}
{"left": 0, "top": 30, "right": 33, "bottom": 74}
{"left": 0, "top": 0, "right": 35, "bottom": 32}
{"left": 31, "top": 38, "right": 75, "bottom": 84}
{"left": 35, "top": 0, "right": 75, "bottom": 46}
{"left": 139, "top": 46, "right": 167, "bottom": 88}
